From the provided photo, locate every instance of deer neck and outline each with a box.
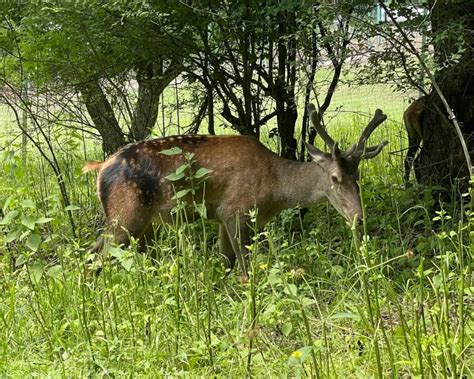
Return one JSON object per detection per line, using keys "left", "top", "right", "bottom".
{"left": 275, "top": 159, "right": 328, "bottom": 209}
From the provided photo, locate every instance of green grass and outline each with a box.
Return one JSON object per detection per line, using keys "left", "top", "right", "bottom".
{"left": 0, "top": 84, "right": 473, "bottom": 377}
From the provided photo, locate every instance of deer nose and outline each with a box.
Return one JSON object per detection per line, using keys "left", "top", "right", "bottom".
{"left": 356, "top": 216, "right": 363, "bottom": 226}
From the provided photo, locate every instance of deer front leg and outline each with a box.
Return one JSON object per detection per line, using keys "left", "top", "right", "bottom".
{"left": 224, "top": 216, "right": 251, "bottom": 282}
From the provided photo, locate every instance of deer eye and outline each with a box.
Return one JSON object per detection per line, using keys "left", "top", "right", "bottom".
{"left": 330, "top": 174, "right": 340, "bottom": 184}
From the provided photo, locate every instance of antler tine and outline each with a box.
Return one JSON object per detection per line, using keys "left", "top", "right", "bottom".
{"left": 307, "top": 103, "right": 335, "bottom": 149}
{"left": 354, "top": 109, "right": 387, "bottom": 157}
{"left": 362, "top": 140, "right": 388, "bottom": 159}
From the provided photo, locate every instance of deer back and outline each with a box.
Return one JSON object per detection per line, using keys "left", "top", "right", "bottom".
{"left": 87, "top": 135, "right": 282, "bottom": 223}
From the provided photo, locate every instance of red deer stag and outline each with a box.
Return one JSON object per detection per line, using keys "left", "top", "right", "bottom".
{"left": 403, "top": 96, "right": 426, "bottom": 183}
{"left": 84, "top": 103, "right": 388, "bottom": 280}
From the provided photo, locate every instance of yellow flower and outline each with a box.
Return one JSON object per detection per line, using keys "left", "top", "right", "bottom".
{"left": 259, "top": 263, "right": 268, "bottom": 270}
{"left": 291, "top": 350, "right": 302, "bottom": 359}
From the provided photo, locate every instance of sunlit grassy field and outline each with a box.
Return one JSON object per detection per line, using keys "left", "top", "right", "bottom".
{"left": 0, "top": 82, "right": 472, "bottom": 377}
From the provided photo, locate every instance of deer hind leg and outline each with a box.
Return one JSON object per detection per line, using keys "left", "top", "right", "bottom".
{"left": 404, "top": 135, "right": 421, "bottom": 184}
{"left": 224, "top": 216, "right": 251, "bottom": 282}
{"left": 219, "top": 223, "right": 236, "bottom": 271}
{"left": 404, "top": 144, "right": 419, "bottom": 183}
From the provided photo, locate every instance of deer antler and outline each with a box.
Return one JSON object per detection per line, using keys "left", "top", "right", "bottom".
{"left": 307, "top": 103, "right": 387, "bottom": 160}
{"left": 352, "top": 109, "right": 388, "bottom": 159}
{"left": 361, "top": 141, "right": 388, "bottom": 159}
{"left": 307, "top": 103, "right": 335, "bottom": 150}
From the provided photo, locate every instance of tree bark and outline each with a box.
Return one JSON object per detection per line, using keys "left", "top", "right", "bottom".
{"left": 130, "top": 60, "right": 182, "bottom": 141}
{"left": 80, "top": 79, "right": 125, "bottom": 155}
{"left": 275, "top": 14, "right": 298, "bottom": 160}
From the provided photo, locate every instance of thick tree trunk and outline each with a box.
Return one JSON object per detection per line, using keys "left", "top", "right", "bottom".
{"left": 81, "top": 79, "right": 125, "bottom": 155}
{"left": 81, "top": 60, "right": 182, "bottom": 155}
{"left": 130, "top": 60, "right": 182, "bottom": 141}
{"left": 414, "top": 95, "right": 473, "bottom": 191}
{"left": 415, "top": 1, "right": 474, "bottom": 191}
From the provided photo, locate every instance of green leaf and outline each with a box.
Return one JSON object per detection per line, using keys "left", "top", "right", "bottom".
{"left": 164, "top": 297, "right": 176, "bottom": 306}
{"left": 26, "top": 233, "right": 41, "bottom": 252}
{"left": 301, "top": 297, "right": 315, "bottom": 307}
{"left": 121, "top": 258, "right": 134, "bottom": 272}
{"left": 284, "top": 283, "right": 298, "bottom": 297}
{"left": 194, "top": 167, "right": 213, "bottom": 179}
{"left": 165, "top": 171, "right": 185, "bottom": 181}
{"left": 432, "top": 274, "right": 443, "bottom": 289}
{"left": 172, "top": 189, "right": 191, "bottom": 199}
{"left": 6, "top": 226, "right": 22, "bottom": 243}
{"left": 2, "top": 195, "right": 14, "bottom": 212}
{"left": 20, "top": 199, "right": 36, "bottom": 208}
{"left": 160, "top": 147, "right": 182, "bottom": 155}
{"left": 46, "top": 265, "right": 62, "bottom": 278}
{"left": 288, "top": 346, "right": 312, "bottom": 364}
{"left": 281, "top": 322, "right": 293, "bottom": 337}
{"left": 21, "top": 215, "right": 37, "bottom": 230}
{"left": 108, "top": 246, "right": 125, "bottom": 259}
{"left": 175, "top": 164, "right": 187, "bottom": 175}
{"left": 30, "top": 261, "right": 45, "bottom": 284}
{"left": 268, "top": 271, "right": 281, "bottom": 285}
{"left": 15, "top": 254, "right": 27, "bottom": 267}
{"left": 0, "top": 210, "right": 19, "bottom": 225}
{"left": 193, "top": 202, "right": 207, "bottom": 218}
{"left": 35, "top": 217, "right": 53, "bottom": 224}
{"left": 111, "top": 272, "right": 127, "bottom": 284}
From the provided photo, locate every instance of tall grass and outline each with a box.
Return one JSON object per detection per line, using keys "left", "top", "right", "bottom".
{"left": 0, "top": 102, "right": 473, "bottom": 377}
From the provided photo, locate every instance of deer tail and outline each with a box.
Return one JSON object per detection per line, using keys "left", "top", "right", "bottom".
{"left": 82, "top": 160, "right": 103, "bottom": 174}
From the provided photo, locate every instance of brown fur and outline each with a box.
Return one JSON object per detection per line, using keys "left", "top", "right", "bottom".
{"left": 404, "top": 96, "right": 426, "bottom": 182}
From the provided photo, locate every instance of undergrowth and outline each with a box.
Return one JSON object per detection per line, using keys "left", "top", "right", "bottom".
{"left": 0, "top": 120, "right": 473, "bottom": 377}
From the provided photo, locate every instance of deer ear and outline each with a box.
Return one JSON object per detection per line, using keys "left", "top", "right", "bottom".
{"left": 304, "top": 142, "right": 331, "bottom": 164}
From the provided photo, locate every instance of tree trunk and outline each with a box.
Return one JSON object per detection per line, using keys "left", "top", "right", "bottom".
{"left": 300, "top": 22, "right": 318, "bottom": 161}
{"left": 81, "top": 60, "right": 182, "bottom": 155}
{"left": 275, "top": 15, "right": 298, "bottom": 160}
{"left": 130, "top": 60, "right": 182, "bottom": 141}
{"left": 415, "top": 1, "right": 474, "bottom": 191}
{"left": 207, "top": 88, "right": 215, "bottom": 135}
{"left": 80, "top": 79, "right": 125, "bottom": 155}
{"left": 414, "top": 95, "right": 473, "bottom": 191}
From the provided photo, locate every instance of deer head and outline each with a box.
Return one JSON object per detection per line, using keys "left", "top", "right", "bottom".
{"left": 304, "top": 103, "right": 388, "bottom": 225}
